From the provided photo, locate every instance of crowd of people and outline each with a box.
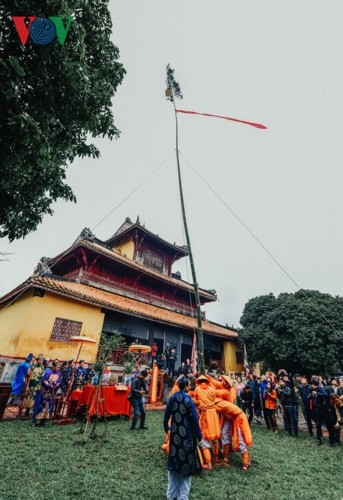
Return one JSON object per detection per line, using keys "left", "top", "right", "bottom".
{"left": 231, "top": 370, "right": 343, "bottom": 447}
{"left": 161, "top": 373, "right": 252, "bottom": 500}
{"left": 8, "top": 354, "right": 95, "bottom": 426}
{"left": 6, "top": 350, "right": 343, "bottom": 500}
{"left": 158, "top": 368, "right": 342, "bottom": 499}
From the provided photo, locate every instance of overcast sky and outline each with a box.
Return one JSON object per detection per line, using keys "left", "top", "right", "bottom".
{"left": 1, "top": 1, "right": 343, "bottom": 328}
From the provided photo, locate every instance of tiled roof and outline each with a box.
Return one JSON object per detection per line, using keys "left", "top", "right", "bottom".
{"left": 107, "top": 219, "right": 188, "bottom": 256}
{"left": 1, "top": 276, "right": 236, "bottom": 339}
{"left": 51, "top": 238, "right": 216, "bottom": 301}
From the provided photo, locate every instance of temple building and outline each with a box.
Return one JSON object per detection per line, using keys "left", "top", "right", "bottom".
{"left": 0, "top": 217, "right": 243, "bottom": 381}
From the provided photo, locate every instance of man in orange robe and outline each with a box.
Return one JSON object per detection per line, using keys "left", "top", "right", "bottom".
{"left": 207, "top": 374, "right": 237, "bottom": 403}
{"left": 208, "top": 375, "right": 238, "bottom": 465}
{"left": 214, "top": 390, "right": 253, "bottom": 471}
{"left": 194, "top": 374, "right": 221, "bottom": 469}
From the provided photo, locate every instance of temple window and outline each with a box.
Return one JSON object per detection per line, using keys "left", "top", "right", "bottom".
{"left": 142, "top": 248, "right": 164, "bottom": 273}
{"left": 50, "top": 317, "right": 82, "bottom": 342}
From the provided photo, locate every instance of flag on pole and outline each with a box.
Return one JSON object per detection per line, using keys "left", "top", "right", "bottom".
{"left": 176, "top": 109, "right": 267, "bottom": 129}
{"left": 191, "top": 331, "right": 198, "bottom": 374}
{"left": 243, "top": 343, "right": 250, "bottom": 376}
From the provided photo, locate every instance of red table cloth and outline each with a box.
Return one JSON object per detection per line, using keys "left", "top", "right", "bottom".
{"left": 69, "top": 389, "right": 82, "bottom": 402}
{"left": 74, "top": 385, "right": 131, "bottom": 418}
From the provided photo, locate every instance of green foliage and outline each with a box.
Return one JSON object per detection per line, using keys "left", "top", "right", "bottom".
{"left": 0, "top": 414, "right": 342, "bottom": 500}
{"left": 122, "top": 351, "right": 135, "bottom": 374}
{"left": 239, "top": 290, "right": 343, "bottom": 376}
{"left": 123, "top": 351, "right": 134, "bottom": 363}
{"left": 95, "top": 331, "right": 127, "bottom": 374}
{"left": 166, "top": 64, "right": 183, "bottom": 100}
{"left": 0, "top": 0, "right": 126, "bottom": 240}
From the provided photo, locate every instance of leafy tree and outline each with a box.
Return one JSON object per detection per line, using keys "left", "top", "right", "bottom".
{"left": 239, "top": 290, "right": 343, "bottom": 377}
{"left": 94, "top": 330, "right": 127, "bottom": 375}
{"left": 0, "top": 0, "right": 125, "bottom": 241}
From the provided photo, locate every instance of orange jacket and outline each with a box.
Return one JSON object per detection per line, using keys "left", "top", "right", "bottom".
{"left": 264, "top": 389, "right": 277, "bottom": 410}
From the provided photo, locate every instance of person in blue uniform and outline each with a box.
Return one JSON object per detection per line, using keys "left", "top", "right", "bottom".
{"left": 32, "top": 361, "right": 62, "bottom": 426}
{"left": 9, "top": 353, "right": 34, "bottom": 405}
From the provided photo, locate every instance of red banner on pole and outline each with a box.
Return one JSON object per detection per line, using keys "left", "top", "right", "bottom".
{"left": 191, "top": 331, "right": 198, "bottom": 374}
{"left": 176, "top": 109, "right": 267, "bottom": 129}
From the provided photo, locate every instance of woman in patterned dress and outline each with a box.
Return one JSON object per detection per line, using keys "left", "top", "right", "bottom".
{"left": 22, "top": 355, "right": 45, "bottom": 416}
{"left": 32, "top": 361, "right": 62, "bottom": 426}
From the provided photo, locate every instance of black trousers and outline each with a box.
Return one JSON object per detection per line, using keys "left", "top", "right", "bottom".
{"left": 168, "top": 361, "right": 175, "bottom": 378}
{"left": 242, "top": 405, "right": 253, "bottom": 424}
{"left": 303, "top": 405, "right": 314, "bottom": 435}
{"left": 315, "top": 409, "right": 335, "bottom": 444}
{"left": 265, "top": 408, "right": 277, "bottom": 431}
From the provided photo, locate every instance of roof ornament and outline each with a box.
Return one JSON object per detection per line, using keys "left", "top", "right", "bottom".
{"left": 73, "top": 227, "right": 96, "bottom": 245}
{"left": 33, "top": 257, "right": 52, "bottom": 276}
{"left": 80, "top": 227, "right": 96, "bottom": 241}
{"left": 136, "top": 215, "right": 140, "bottom": 224}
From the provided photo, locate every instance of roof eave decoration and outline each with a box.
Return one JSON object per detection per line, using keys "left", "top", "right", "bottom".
{"left": 33, "top": 257, "right": 52, "bottom": 276}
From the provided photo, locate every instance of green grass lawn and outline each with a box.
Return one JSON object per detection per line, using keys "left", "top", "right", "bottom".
{"left": 0, "top": 412, "right": 341, "bottom": 500}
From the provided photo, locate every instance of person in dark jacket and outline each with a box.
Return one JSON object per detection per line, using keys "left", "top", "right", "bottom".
{"left": 164, "top": 343, "right": 171, "bottom": 372}
{"left": 157, "top": 355, "right": 165, "bottom": 369}
{"left": 241, "top": 385, "right": 254, "bottom": 424}
{"left": 299, "top": 376, "right": 314, "bottom": 436}
{"left": 308, "top": 379, "right": 335, "bottom": 446}
{"left": 73, "top": 360, "right": 86, "bottom": 390}
{"left": 177, "top": 362, "right": 187, "bottom": 377}
{"left": 168, "top": 348, "right": 177, "bottom": 378}
{"left": 84, "top": 363, "right": 95, "bottom": 384}
{"left": 278, "top": 378, "right": 298, "bottom": 437}
{"left": 260, "top": 376, "right": 271, "bottom": 428}
{"left": 325, "top": 378, "right": 343, "bottom": 399}
{"left": 248, "top": 375, "right": 262, "bottom": 422}
{"left": 130, "top": 369, "right": 149, "bottom": 431}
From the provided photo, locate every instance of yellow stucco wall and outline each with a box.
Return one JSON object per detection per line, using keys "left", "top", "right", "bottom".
{"left": 0, "top": 290, "right": 104, "bottom": 361}
{"left": 223, "top": 340, "right": 244, "bottom": 374}
{"left": 113, "top": 238, "right": 134, "bottom": 260}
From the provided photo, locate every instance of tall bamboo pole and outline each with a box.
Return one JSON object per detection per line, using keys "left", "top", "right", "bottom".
{"left": 166, "top": 82, "right": 205, "bottom": 374}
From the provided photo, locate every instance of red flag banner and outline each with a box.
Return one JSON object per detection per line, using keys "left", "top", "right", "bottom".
{"left": 191, "top": 331, "right": 198, "bottom": 374}
{"left": 176, "top": 109, "right": 267, "bottom": 129}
